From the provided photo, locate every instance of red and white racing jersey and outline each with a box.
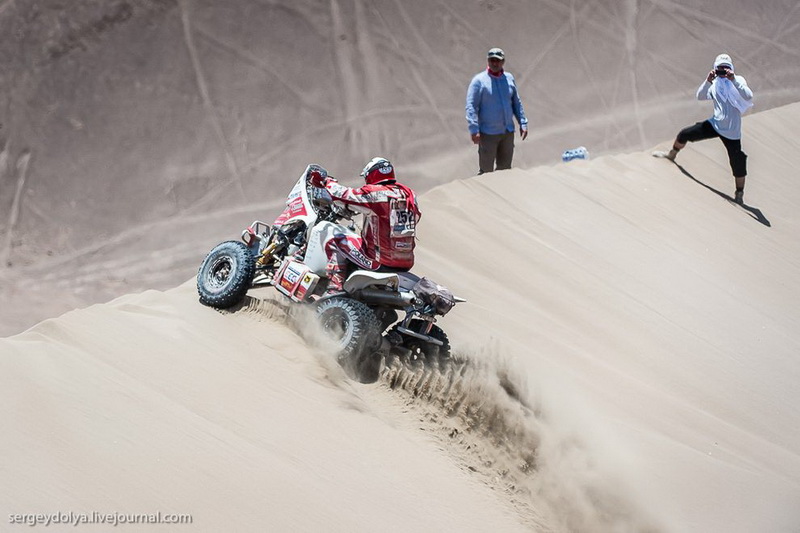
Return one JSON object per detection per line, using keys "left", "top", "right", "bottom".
{"left": 322, "top": 179, "right": 421, "bottom": 270}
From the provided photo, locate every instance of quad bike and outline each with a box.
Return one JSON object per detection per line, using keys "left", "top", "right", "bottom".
{"left": 196, "top": 165, "right": 464, "bottom": 382}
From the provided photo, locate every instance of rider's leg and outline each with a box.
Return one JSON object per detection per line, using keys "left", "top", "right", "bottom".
{"left": 324, "top": 253, "right": 350, "bottom": 294}
{"left": 323, "top": 232, "right": 374, "bottom": 295}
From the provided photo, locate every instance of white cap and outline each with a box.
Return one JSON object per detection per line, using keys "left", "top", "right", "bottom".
{"left": 714, "top": 53, "right": 734, "bottom": 71}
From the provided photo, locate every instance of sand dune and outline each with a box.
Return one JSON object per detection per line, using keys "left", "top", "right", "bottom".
{"left": 4, "top": 0, "right": 800, "bottom": 335}
{"left": 3, "top": 101, "right": 800, "bottom": 531}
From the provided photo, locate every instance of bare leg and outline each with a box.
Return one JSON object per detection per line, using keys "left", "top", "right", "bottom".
{"left": 653, "top": 138, "right": 685, "bottom": 160}
{"left": 666, "top": 139, "right": 686, "bottom": 160}
{"left": 734, "top": 176, "right": 746, "bottom": 204}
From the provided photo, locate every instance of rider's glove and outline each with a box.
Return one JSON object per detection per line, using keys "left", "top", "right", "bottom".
{"left": 308, "top": 165, "right": 329, "bottom": 188}
{"left": 309, "top": 170, "right": 326, "bottom": 188}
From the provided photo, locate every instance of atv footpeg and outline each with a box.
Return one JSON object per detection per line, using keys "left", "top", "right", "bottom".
{"left": 395, "top": 326, "right": 444, "bottom": 346}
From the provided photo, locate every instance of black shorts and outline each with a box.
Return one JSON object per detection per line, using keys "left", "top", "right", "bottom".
{"left": 677, "top": 120, "right": 719, "bottom": 144}
{"left": 677, "top": 120, "right": 747, "bottom": 178}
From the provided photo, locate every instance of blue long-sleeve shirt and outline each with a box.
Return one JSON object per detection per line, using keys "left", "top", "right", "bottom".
{"left": 465, "top": 70, "right": 528, "bottom": 136}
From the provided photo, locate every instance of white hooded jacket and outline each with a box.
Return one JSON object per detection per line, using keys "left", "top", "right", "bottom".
{"left": 696, "top": 53, "right": 754, "bottom": 140}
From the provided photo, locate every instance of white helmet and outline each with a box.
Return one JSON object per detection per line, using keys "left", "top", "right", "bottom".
{"left": 360, "top": 156, "right": 395, "bottom": 185}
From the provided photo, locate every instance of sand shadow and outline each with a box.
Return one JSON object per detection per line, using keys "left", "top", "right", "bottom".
{"left": 672, "top": 162, "right": 771, "bottom": 227}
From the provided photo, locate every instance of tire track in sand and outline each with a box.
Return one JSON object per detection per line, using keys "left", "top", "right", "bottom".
{"left": 369, "top": 351, "right": 662, "bottom": 532}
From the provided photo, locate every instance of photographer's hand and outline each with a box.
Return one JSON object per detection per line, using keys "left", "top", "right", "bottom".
{"left": 706, "top": 70, "right": 716, "bottom": 83}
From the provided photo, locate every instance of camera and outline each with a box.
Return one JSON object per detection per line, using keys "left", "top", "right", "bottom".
{"left": 715, "top": 68, "right": 729, "bottom": 77}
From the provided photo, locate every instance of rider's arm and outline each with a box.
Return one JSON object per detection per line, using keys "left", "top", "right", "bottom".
{"left": 309, "top": 166, "right": 377, "bottom": 214}
{"left": 322, "top": 181, "right": 376, "bottom": 215}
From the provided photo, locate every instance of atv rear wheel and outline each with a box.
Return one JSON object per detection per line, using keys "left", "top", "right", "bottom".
{"left": 316, "top": 297, "right": 383, "bottom": 383}
{"left": 197, "top": 240, "right": 255, "bottom": 308}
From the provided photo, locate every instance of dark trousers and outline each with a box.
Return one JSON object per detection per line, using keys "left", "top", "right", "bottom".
{"left": 478, "top": 131, "right": 515, "bottom": 174}
{"left": 677, "top": 120, "right": 747, "bottom": 177}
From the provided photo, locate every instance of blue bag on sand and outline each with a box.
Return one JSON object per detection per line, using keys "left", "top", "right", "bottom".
{"left": 562, "top": 146, "right": 589, "bottom": 162}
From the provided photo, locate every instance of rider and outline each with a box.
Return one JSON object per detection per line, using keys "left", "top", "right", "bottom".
{"left": 308, "top": 157, "right": 421, "bottom": 295}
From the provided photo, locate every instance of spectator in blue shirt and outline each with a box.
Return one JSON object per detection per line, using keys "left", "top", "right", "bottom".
{"left": 465, "top": 47, "right": 528, "bottom": 174}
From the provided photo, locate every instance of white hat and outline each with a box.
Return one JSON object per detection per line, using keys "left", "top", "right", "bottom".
{"left": 714, "top": 53, "right": 734, "bottom": 71}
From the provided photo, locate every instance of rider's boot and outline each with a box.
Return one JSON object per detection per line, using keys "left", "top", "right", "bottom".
{"left": 324, "top": 267, "right": 347, "bottom": 297}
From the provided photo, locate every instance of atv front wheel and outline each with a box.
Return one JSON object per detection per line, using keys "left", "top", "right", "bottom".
{"left": 197, "top": 240, "right": 255, "bottom": 308}
{"left": 316, "top": 297, "right": 383, "bottom": 383}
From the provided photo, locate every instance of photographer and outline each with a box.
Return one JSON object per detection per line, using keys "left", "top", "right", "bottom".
{"left": 654, "top": 53, "right": 754, "bottom": 204}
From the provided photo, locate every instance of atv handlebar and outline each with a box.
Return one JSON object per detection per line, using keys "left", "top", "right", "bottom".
{"left": 309, "top": 184, "right": 357, "bottom": 223}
